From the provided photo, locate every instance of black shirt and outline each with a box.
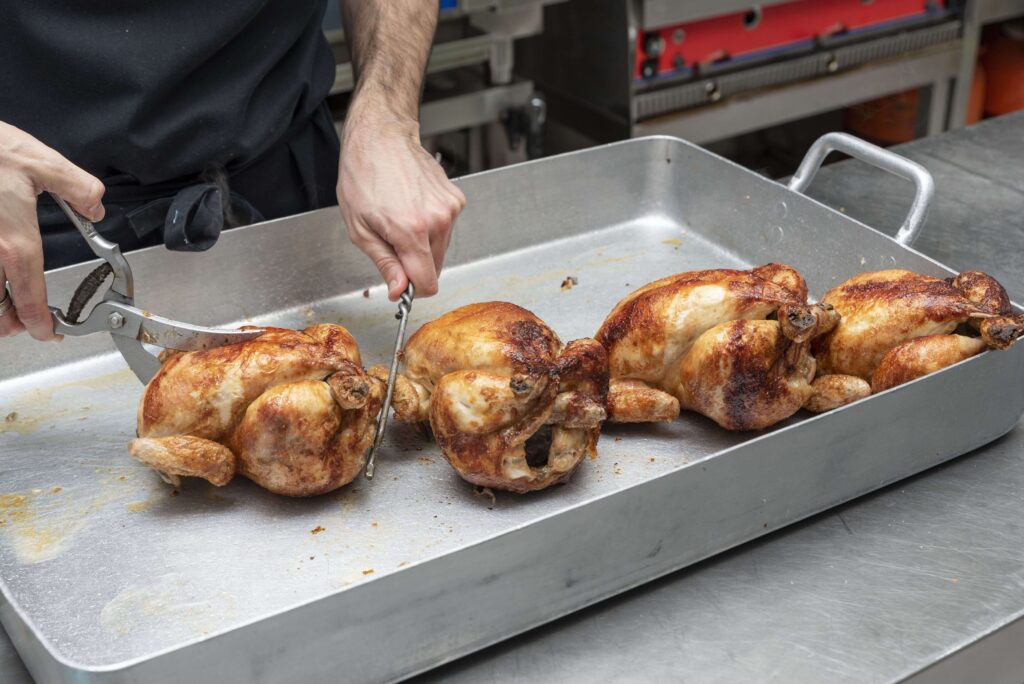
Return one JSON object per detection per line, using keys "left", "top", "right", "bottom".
{"left": 0, "top": 1, "right": 335, "bottom": 186}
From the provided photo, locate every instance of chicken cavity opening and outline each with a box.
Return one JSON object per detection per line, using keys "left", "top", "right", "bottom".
{"left": 524, "top": 425, "right": 553, "bottom": 469}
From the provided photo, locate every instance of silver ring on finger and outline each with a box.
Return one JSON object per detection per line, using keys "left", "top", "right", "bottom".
{"left": 0, "top": 285, "right": 13, "bottom": 318}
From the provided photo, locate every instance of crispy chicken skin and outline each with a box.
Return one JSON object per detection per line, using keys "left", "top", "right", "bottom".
{"left": 597, "top": 264, "right": 843, "bottom": 429}
{"left": 813, "top": 270, "right": 1023, "bottom": 393}
{"left": 675, "top": 309, "right": 839, "bottom": 430}
{"left": 805, "top": 374, "right": 871, "bottom": 413}
{"left": 129, "top": 324, "right": 383, "bottom": 497}
{"left": 380, "top": 302, "right": 608, "bottom": 493}
{"left": 677, "top": 321, "right": 808, "bottom": 431}
{"left": 871, "top": 334, "right": 988, "bottom": 393}
{"left": 597, "top": 264, "right": 808, "bottom": 387}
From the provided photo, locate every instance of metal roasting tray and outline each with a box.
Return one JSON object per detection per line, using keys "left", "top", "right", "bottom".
{"left": 1, "top": 134, "right": 1022, "bottom": 684}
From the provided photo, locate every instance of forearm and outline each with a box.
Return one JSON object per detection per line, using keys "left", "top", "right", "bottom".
{"left": 340, "top": 0, "right": 438, "bottom": 124}
{"left": 335, "top": 1, "right": 465, "bottom": 302}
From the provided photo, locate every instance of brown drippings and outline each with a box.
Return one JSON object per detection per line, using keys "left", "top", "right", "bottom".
{"left": 560, "top": 276, "right": 578, "bottom": 291}
{"left": 4, "top": 412, "right": 16, "bottom": 424}
{"left": 126, "top": 500, "right": 155, "bottom": 513}
{"left": 362, "top": 289, "right": 370, "bottom": 298}
{"left": 362, "top": 569, "right": 374, "bottom": 576}
{"left": 311, "top": 525, "right": 325, "bottom": 535}
{"left": 0, "top": 491, "right": 82, "bottom": 563}
{"left": 473, "top": 486, "right": 497, "bottom": 507}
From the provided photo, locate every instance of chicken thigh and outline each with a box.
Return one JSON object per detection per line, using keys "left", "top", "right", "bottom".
{"left": 677, "top": 311, "right": 838, "bottom": 430}
{"left": 596, "top": 264, "right": 850, "bottom": 429}
{"left": 128, "top": 324, "right": 383, "bottom": 497}
{"left": 380, "top": 302, "right": 608, "bottom": 493}
{"left": 813, "top": 269, "right": 1023, "bottom": 394}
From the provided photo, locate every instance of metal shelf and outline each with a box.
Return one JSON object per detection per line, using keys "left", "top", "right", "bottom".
{"left": 635, "top": 41, "right": 961, "bottom": 144}
{"left": 421, "top": 80, "right": 535, "bottom": 137}
{"left": 633, "top": 21, "right": 960, "bottom": 120}
{"left": 635, "top": 0, "right": 795, "bottom": 30}
{"left": 332, "top": 80, "right": 535, "bottom": 139}
{"left": 461, "top": 0, "right": 566, "bottom": 11}
{"left": 977, "top": 0, "right": 1024, "bottom": 23}
{"left": 331, "top": 35, "right": 500, "bottom": 95}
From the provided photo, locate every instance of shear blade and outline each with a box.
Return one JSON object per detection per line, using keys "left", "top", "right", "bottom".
{"left": 137, "top": 313, "right": 264, "bottom": 351}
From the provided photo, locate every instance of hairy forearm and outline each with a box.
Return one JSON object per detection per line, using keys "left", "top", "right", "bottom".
{"left": 336, "top": 1, "right": 465, "bottom": 302}
{"left": 340, "top": 0, "right": 438, "bottom": 123}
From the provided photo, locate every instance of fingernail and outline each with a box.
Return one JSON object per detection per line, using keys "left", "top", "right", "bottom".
{"left": 389, "top": 280, "right": 399, "bottom": 293}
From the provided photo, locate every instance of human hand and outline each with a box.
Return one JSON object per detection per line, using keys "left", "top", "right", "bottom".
{"left": 0, "top": 121, "right": 105, "bottom": 339}
{"left": 337, "top": 104, "right": 466, "bottom": 301}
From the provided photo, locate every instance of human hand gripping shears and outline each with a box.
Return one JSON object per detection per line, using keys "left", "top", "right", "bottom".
{"left": 47, "top": 194, "right": 263, "bottom": 384}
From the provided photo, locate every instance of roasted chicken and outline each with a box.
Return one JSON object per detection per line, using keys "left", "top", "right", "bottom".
{"left": 379, "top": 302, "right": 608, "bottom": 493}
{"left": 128, "top": 324, "right": 382, "bottom": 497}
{"left": 596, "top": 264, "right": 856, "bottom": 430}
{"left": 813, "top": 269, "right": 1023, "bottom": 396}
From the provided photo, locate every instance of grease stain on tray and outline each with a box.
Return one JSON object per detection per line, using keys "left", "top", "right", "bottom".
{"left": 0, "top": 409, "right": 77, "bottom": 436}
{"left": 126, "top": 500, "right": 156, "bottom": 513}
{"left": 0, "top": 490, "right": 86, "bottom": 564}
{"left": 1, "top": 368, "right": 135, "bottom": 435}
{"left": 0, "top": 470, "right": 164, "bottom": 564}
{"left": 100, "top": 573, "right": 238, "bottom": 638}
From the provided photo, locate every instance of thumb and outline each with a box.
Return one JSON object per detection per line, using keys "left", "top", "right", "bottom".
{"left": 355, "top": 230, "right": 409, "bottom": 301}
{"left": 36, "top": 153, "right": 106, "bottom": 222}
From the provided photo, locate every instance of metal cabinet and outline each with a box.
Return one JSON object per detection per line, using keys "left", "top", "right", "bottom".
{"left": 516, "top": 0, "right": 1024, "bottom": 147}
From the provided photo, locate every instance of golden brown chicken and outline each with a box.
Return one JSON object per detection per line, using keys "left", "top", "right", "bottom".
{"left": 813, "top": 269, "right": 1023, "bottom": 396}
{"left": 128, "top": 324, "right": 382, "bottom": 497}
{"left": 596, "top": 264, "right": 852, "bottom": 429}
{"left": 379, "top": 302, "right": 608, "bottom": 493}
{"left": 674, "top": 310, "right": 839, "bottom": 430}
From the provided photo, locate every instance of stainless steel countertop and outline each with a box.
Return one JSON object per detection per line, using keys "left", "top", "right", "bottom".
{"left": 4, "top": 113, "right": 1024, "bottom": 684}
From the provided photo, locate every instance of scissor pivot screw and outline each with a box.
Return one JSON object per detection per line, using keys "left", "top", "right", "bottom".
{"left": 108, "top": 312, "right": 125, "bottom": 329}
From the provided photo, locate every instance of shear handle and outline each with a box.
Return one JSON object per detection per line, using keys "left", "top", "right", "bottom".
{"left": 50, "top": 193, "right": 133, "bottom": 302}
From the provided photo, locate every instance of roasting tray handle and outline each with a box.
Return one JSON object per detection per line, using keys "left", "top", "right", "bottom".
{"left": 788, "top": 132, "right": 935, "bottom": 246}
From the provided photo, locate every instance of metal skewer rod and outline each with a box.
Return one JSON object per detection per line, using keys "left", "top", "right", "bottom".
{"left": 365, "top": 283, "right": 414, "bottom": 480}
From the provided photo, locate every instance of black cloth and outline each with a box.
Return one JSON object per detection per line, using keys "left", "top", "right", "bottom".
{"left": 0, "top": 1, "right": 340, "bottom": 267}
{"left": 39, "top": 102, "right": 340, "bottom": 269}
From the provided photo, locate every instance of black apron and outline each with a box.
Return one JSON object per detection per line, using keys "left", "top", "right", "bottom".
{"left": 0, "top": 1, "right": 338, "bottom": 269}
{"left": 38, "top": 103, "right": 340, "bottom": 269}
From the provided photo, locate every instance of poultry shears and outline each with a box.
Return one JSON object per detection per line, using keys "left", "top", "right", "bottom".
{"left": 47, "top": 194, "right": 263, "bottom": 384}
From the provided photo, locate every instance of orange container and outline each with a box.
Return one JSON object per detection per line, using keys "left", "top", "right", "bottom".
{"left": 981, "top": 21, "right": 1024, "bottom": 116}
{"left": 845, "top": 89, "right": 920, "bottom": 144}
{"left": 967, "top": 63, "right": 986, "bottom": 124}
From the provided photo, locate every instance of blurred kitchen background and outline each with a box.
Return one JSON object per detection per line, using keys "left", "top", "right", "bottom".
{"left": 324, "top": 0, "right": 1024, "bottom": 179}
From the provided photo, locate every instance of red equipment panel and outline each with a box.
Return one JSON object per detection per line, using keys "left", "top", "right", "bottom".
{"left": 636, "top": 0, "right": 946, "bottom": 80}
